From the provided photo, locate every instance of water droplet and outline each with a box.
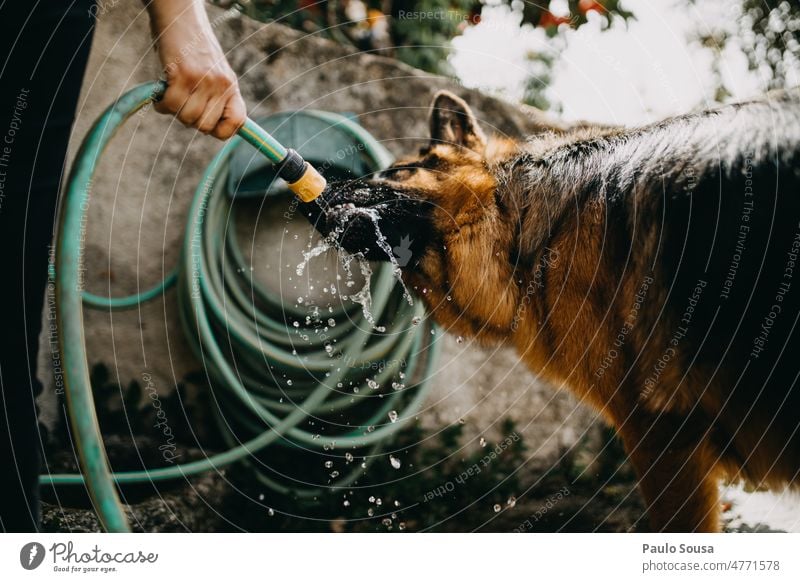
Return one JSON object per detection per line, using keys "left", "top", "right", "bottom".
{"left": 367, "top": 508, "right": 374, "bottom": 517}
{"left": 399, "top": 522, "right": 406, "bottom": 531}
{"left": 390, "top": 455, "right": 402, "bottom": 469}
{"left": 367, "top": 379, "right": 380, "bottom": 390}
{"left": 493, "top": 504, "right": 501, "bottom": 513}
{"left": 479, "top": 437, "right": 487, "bottom": 448}
{"left": 411, "top": 316, "right": 421, "bottom": 326}
{"left": 268, "top": 508, "right": 275, "bottom": 516}
{"left": 345, "top": 452, "right": 354, "bottom": 462}
{"left": 330, "top": 470, "right": 340, "bottom": 478}
{"left": 506, "top": 496, "right": 517, "bottom": 508}
{"left": 324, "top": 460, "right": 333, "bottom": 469}
{"left": 293, "top": 321, "right": 300, "bottom": 328}
{"left": 286, "top": 379, "right": 293, "bottom": 386}
{"left": 456, "top": 336, "right": 464, "bottom": 344}
{"left": 369, "top": 496, "right": 376, "bottom": 503}
{"left": 382, "top": 518, "right": 392, "bottom": 527}
{"left": 328, "top": 318, "right": 336, "bottom": 327}
{"left": 388, "top": 410, "right": 399, "bottom": 423}
{"left": 343, "top": 500, "right": 350, "bottom": 507}
{"left": 375, "top": 498, "right": 382, "bottom": 506}
{"left": 258, "top": 493, "right": 265, "bottom": 501}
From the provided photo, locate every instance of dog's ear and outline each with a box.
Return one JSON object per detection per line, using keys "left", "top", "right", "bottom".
{"left": 429, "top": 90, "right": 487, "bottom": 151}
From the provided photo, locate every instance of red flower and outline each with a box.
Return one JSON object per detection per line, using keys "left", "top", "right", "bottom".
{"left": 578, "top": 0, "right": 605, "bottom": 15}
{"left": 538, "top": 12, "right": 572, "bottom": 28}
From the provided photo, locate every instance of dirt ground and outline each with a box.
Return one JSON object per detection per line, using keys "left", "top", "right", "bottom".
{"left": 41, "top": 421, "right": 793, "bottom": 533}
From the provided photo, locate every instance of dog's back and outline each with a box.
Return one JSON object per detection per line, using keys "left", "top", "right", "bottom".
{"left": 658, "top": 91, "right": 800, "bottom": 487}
{"left": 513, "top": 90, "right": 800, "bottom": 493}
{"left": 308, "top": 89, "right": 800, "bottom": 530}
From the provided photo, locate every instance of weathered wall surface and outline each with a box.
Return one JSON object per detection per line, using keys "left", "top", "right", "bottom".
{"left": 38, "top": 0, "right": 600, "bottom": 463}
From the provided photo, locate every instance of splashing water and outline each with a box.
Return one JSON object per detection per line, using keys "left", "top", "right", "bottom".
{"left": 343, "top": 252, "right": 377, "bottom": 326}
{"left": 348, "top": 206, "right": 414, "bottom": 306}
{"left": 296, "top": 204, "right": 414, "bottom": 329}
{"left": 295, "top": 242, "right": 330, "bottom": 277}
{"left": 296, "top": 234, "right": 377, "bottom": 326}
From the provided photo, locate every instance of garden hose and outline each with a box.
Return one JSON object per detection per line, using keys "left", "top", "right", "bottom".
{"left": 43, "top": 81, "right": 438, "bottom": 532}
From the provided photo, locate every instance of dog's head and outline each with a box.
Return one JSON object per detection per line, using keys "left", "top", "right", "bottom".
{"left": 302, "top": 91, "right": 523, "bottom": 337}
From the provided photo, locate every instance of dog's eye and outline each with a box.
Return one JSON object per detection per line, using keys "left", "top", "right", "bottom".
{"left": 419, "top": 155, "right": 443, "bottom": 170}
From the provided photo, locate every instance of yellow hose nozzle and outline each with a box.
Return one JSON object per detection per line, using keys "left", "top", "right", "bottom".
{"left": 286, "top": 162, "right": 327, "bottom": 202}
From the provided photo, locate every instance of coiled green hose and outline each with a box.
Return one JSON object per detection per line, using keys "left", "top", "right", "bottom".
{"left": 43, "top": 81, "right": 438, "bottom": 532}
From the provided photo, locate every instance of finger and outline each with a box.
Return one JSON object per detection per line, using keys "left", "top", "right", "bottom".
{"left": 155, "top": 64, "right": 204, "bottom": 116}
{"left": 176, "top": 91, "right": 208, "bottom": 127}
{"left": 153, "top": 83, "right": 187, "bottom": 115}
{"left": 195, "top": 90, "right": 227, "bottom": 134}
{"left": 211, "top": 92, "right": 247, "bottom": 140}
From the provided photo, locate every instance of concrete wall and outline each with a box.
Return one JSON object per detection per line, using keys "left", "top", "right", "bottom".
{"left": 39, "top": 0, "right": 600, "bottom": 464}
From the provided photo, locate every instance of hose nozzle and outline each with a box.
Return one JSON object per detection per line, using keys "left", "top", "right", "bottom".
{"left": 286, "top": 161, "right": 327, "bottom": 202}
{"left": 276, "top": 148, "right": 326, "bottom": 202}
{"left": 237, "top": 119, "right": 327, "bottom": 203}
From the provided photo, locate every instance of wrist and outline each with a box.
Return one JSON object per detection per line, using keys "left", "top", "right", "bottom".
{"left": 145, "top": 0, "right": 209, "bottom": 34}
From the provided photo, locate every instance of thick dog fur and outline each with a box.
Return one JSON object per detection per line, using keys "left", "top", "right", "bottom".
{"left": 303, "top": 89, "right": 800, "bottom": 532}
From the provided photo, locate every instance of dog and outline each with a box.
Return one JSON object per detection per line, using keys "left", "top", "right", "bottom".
{"left": 302, "top": 89, "right": 800, "bottom": 532}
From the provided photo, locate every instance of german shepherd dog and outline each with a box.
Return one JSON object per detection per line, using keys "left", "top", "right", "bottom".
{"left": 302, "top": 89, "right": 800, "bottom": 532}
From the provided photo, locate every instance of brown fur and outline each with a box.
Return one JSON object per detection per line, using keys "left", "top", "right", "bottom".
{"left": 310, "top": 89, "right": 800, "bottom": 532}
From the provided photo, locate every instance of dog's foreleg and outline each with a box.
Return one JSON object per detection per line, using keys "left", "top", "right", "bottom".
{"left": 618, "top": 413, "right": 721, "bottom": 532}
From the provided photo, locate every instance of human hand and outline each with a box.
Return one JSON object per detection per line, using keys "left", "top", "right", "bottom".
{"left": 146, "top": 0, "right": 245, "bottom": 139}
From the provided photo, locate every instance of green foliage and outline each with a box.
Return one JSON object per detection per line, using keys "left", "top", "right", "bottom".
{"left": 522, "top": 48, "right": 558, "bottom": 111}
{"left": 244, "top": 0, "right": 315, "bottom": 30}
{"left": 692, "top": 0, "right": 800, "bottom": 95}
{"left": 390, "top": 0, "right": 474, "bottom": 75}
{"left": 737, "top": 0, "right": 800, "bottom": 89}
{"left": 231, "top": 1, "right": 634, "bottom": 78}
{"left": 224, "top": 1, "right": 800, "bottom": 112}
